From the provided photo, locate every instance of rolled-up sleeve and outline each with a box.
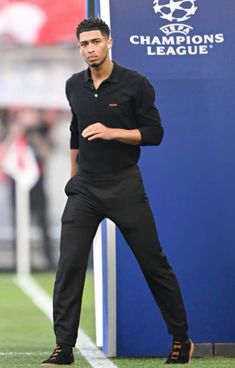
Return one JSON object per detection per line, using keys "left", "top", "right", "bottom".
{"left": 134, "top": 76, "right": 164, "bottom": 146}
{"left": 65, "top": 79, "right": 79, "bottom": 149}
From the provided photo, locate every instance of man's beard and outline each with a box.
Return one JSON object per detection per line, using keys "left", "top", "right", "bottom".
{"left": 89, "top": 62, "right": 100, "bottom": 68}
{"left": 88, "top": 54, "right": 107, "bottom": 68}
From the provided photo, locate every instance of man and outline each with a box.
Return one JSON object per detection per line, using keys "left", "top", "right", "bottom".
{"left": 42, "top": 17, "right": 194, "bottom": 366}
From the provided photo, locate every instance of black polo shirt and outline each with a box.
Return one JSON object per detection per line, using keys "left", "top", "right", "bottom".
{"left": 65, "top": 62, "right": 164, "bottom": 174}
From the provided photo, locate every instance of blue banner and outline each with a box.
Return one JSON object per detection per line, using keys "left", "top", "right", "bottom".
{"left": 99, "top": 0, "right": 235, "bottom": 356}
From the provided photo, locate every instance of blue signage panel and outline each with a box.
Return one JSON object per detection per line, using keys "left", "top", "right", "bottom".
{"left": 107, "top": 0, "right": 235, "bottom": 356}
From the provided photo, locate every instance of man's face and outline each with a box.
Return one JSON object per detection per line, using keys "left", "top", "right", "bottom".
{"left": 78, "top": 30, "right": 112, "bottom": 68}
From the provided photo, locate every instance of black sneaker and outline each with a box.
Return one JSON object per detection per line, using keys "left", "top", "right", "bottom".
{"left": 41, "top": 346, "right": 74, "bottom": 366}
{"left": 165, "top": 339, "right": 194, "bottom": 364}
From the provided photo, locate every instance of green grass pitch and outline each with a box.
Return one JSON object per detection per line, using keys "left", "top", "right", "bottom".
{"left": 0, "top": 273, "right": 234, "bottom": 368}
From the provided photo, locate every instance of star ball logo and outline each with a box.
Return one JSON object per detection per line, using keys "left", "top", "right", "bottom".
{"left": 153, "top": 0, "right": 197, "bottom": 23}
{"left": 130, "top": 0, "right": 225, "bottom": 56}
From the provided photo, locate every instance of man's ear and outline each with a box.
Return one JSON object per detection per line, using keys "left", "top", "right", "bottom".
{"left": 107, "top": 38, "right": 113, "bottom": 49}
{"left": 77, "top": 42, "right": 82, "bottom": 53}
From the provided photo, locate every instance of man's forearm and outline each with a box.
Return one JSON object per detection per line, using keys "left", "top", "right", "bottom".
{"left": 113, "top": 128, "right": 141, "bottom": 145}
{"left": 82, "top": 123, "right": 141, "bottom": 145}
{"left": 70, "top": 149, "right": 79, "bottom": 176}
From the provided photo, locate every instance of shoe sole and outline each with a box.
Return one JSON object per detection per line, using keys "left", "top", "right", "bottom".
{"left": 40, "top": 363, "right": 74, "bottom": 366}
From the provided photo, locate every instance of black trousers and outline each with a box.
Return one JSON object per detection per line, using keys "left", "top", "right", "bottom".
{"left": 53, "top": 165, "right": 188, "bottom": 347}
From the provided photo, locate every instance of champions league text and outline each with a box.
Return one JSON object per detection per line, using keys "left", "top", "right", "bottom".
{"left": 130, "top": 33, "right": 224, "bottom": 56}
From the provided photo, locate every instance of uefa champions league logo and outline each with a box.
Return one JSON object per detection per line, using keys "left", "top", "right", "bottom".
{"left": 129, "top": 0, "right": 225, "bottom": 56}
{"left": 153, "top": 0, "right": 198, "bottom": 35}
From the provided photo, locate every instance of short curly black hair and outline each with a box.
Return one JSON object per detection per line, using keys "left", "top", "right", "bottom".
{"left": 76, "top": 17, "right": 110, "bottom": 40}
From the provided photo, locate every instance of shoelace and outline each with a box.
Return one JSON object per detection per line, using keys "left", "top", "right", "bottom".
{"left": 49, "top": 346, "right": 62, "bottom": 360}
{"left": 169, "top": 340, "right": 183, "bottom": 361}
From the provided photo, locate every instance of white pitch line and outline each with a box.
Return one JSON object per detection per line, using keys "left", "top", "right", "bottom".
{"left": 14, "top": 274, "right": 117, "bottom": 368}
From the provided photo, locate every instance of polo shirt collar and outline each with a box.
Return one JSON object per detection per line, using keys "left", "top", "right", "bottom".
{"left": 83, "top": 61, "right": 120, "bottom": 84}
